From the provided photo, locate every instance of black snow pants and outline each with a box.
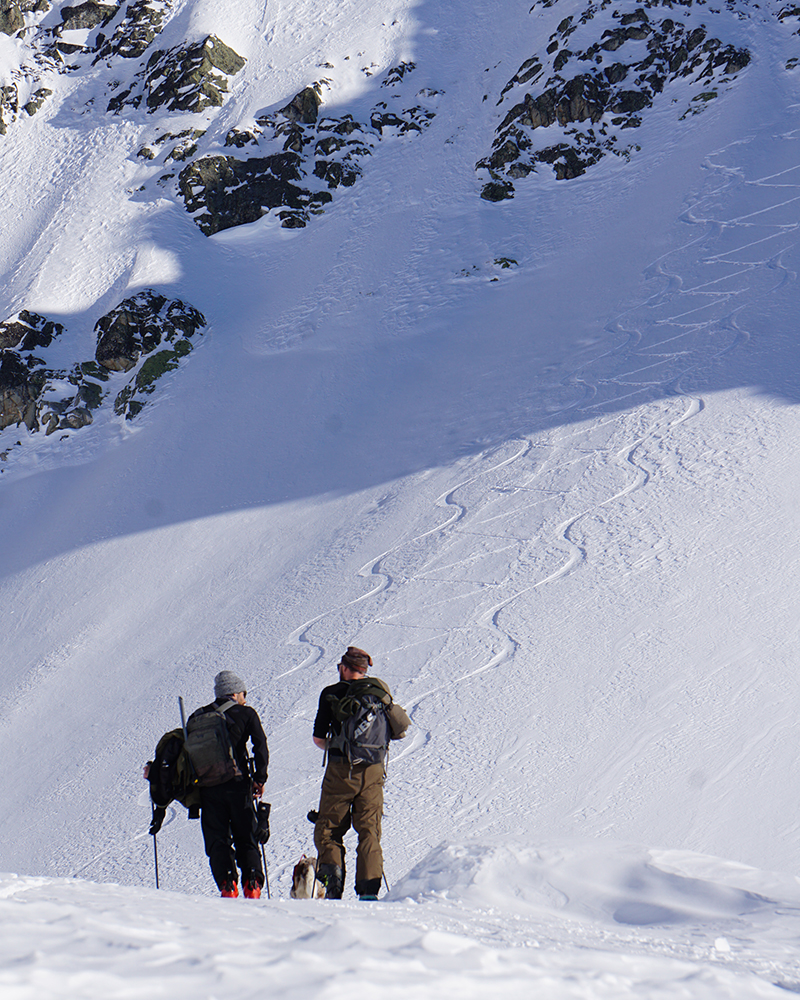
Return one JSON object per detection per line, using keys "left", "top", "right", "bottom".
{"left": 200, "top": 780, "right": 264, "bottom": 889}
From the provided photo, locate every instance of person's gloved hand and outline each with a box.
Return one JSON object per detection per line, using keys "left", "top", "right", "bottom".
{"left": 255, "top": 802, "right": 271, "bottom": 844}
{"left": 149, "top": 806, "right": 166, "bottom": 836}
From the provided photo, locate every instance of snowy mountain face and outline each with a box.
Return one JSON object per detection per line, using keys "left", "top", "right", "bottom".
{"left": 0, "top": 0, "right": 758, "bottom": 454}
{"left": 4, "top": 0, "right": 800, "bottom": 996}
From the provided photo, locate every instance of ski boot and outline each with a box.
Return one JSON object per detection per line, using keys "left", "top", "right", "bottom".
{"left": 317, "top": 863, "right": 344, "bottom": 900}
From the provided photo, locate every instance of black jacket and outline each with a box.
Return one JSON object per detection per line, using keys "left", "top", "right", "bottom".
{"left": 191, "top": 698, "right": 269, "bottom": 783}
{"left": 313, "top": 681, "right": 349, "bottom": 758}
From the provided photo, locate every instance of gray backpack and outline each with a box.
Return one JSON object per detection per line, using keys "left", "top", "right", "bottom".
{"left": 326, "top": 678, "right": 393, "bottom": 767}
{"left": 184, "top": 701, "right": 242, "bottom": 786}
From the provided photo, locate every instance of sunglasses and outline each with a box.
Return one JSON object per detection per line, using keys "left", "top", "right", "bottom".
{"left": 338, "top": 663, "right": 367, "bottom": 674}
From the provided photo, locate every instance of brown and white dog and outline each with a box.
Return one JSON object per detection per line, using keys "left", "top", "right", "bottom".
{"left": 290, "top": 855, "right": 326, "bottom": 899}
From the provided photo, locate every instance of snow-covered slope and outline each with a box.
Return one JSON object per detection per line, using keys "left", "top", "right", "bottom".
{"left": 5, "top": 845, "right": 800, "bottom": 998}
{"left": 2, "top": 0, "right": 800, "bottom": 995}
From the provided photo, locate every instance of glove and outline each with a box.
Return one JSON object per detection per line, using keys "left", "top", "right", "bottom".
{"left": 149, "top": 806, "right": 166, "bottom": 836}
{"left": 307, "top": 809, "right": 319, "bottom": 824}
{"left": 253, "top": 782, "right": 264, "bottom": 798}
{"left": 255, "top": 801, "right": 271, "bottom": 844}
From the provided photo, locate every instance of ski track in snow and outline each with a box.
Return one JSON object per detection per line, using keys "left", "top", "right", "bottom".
{"left": 6, "top": 6, "right": 800, "bottom": 994}
{"left": 432, "top": 132, "right": 792, "bottom": 644}
{"left": 263, "top": 120, "right": 800, "bottom": 879}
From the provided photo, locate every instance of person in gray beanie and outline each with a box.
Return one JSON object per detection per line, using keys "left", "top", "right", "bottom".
{"left": 214, "top": 670, "right": 246, "bottom": 699}
{"left": 188, "top": 670, "right": 269, "bottom": 898}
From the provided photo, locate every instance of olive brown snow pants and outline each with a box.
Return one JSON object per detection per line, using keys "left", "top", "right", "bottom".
{"left": 314, "top": 759, "right": 384, "bottom": 885}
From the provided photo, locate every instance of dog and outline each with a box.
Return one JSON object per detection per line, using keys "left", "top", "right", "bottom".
{"left": 290, "top": 854, "right": 326, "bottom": 899}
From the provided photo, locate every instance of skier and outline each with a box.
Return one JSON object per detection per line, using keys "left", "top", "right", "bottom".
{"left": 189, "top": 670, "right": 269, "bottom": 898}
{"left": 312, "top": 647, "right": 409, "bottom": 900}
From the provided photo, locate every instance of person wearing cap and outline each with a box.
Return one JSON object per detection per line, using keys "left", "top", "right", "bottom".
{"left": 190, "top": 670, "right": 269, "bottom": 898}
{"left": 312, "top": 647, "right": 408, "bottom": 900}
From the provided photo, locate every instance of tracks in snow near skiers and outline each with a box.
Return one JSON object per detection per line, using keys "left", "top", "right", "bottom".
{"left": 291, "top": 129, "right": 799, "bottom": 694}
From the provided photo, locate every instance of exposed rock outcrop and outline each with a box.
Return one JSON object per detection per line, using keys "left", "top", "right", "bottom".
{"left": 0, "top": 292, "right": 206, "bottom": 435}
{"left": 0, "top": 312, "right": 67, "bottom": 432}
{"left": 0, "top": 1, "right": 24, "bottom": 36}
{"left": 477, "top": 0, "right": 752, "bottom": 197}
{"left": 94, "top": 290, "right": 206, "bottom": 418}
{"left": 178, "top": 153, "right": 332, "bottom": 235}
{"left": 174, "top": 68, "right": 437, "bottom": 234}
{"left": 0, "top": 83, "right": 17, "bottom": 135}
{"left": 0, "top": 0, "right": 41, "bottom": 36}
{"left": 107, "top": 34, "right": 245, "bottom": 113}
{"left": 94, "top": 0, "right": 171, "bottom": 61}
{"left": 60, "top": 2, "right": 117, "bottom": 31}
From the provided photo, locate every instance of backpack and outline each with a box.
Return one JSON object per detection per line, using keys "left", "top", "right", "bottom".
{"left": 326, "top": 677, "right": 393, "bottom": 767}
{"left": 184, "top": 700, "right": 242, "bottom": 786}
{"left": 146, "top": 728, "right": 200, "bottom": 810}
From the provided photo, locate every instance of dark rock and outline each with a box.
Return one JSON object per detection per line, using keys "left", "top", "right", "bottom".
{"left": 108, "top": 35, "right": 245, "bottom": 113}
{"left": 95, "top": 300, "right": 155, "bottom": 372}
{"left": 604, "top": 62, "right": 629, "bottom": 84}
{"left": 724, "top": 48, "right": 750, "bottom": 74}
{"left": 94, "top": 0, "right": 169, "bottom": 61}
{"left": 95, "top": 289, "right": 204, "bottom": 372}
{"left": 382, "top": 62, "right": 416, "bottom": 86}
{"left": 0, "top": 2, "right": 23, "bottom": 35}
{"left": 480, "top": 181, "right": 514, "bottom": 201}
{"left": 0, "top": 294, "right": 206, "bottom": 439}
{"left": 178, "top": 153, "right": 331, "bottom": 234}
{"left": 480, "top": 6, "right": 751, "bottom": 191}
{"left": 225, "top": 128, "right": 259, "bottom": 147}
{"left": 610, "top": 90, "right": 650, "bottom": 113}
{"left": 60, "top": 2, "right": 117, "bottom": 31}
{"left": 313, "top": 159, "right": 360, "bottom": 188}
{"left": 620, "top": 9, "right": 649, "bottom": 26}
{"left": 0, "top": 351, "right": 44, "bottom": 430}
{"left": 279, "top": 85, "right": 322, "bottom": 124}
{"left": 686, "top": 27, "right": 707, "bottom": 52}
{"left": 0, "top": 84, "right": 18, "bottom": 135}
{"left": 175, "top": 63, "right": 434, "bottom": 235}
{"left": 62, "top": 406, "right": 93, "bottom": 428}
{"left": 0, "top": 311, "right": 64, "bottom": 350}
{"left": 554, "top": 49, "right": 572, "bottom": 72}
{"left": 23, "top": 88, "right": 52, "bottom": 115}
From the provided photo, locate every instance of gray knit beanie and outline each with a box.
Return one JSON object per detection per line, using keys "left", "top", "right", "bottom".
{"left": 214, "top": 670, "right": 246, "bottom": 698}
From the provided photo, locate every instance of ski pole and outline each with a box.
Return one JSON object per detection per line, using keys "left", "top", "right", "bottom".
{"left": 382, "top": 870, "right": 390, "bottom": 894}
{"left": 261, "top": 843, "right": 271, "bottom": 899}
{"left": 152, "top": 804, "right": 160, "bottom": 889}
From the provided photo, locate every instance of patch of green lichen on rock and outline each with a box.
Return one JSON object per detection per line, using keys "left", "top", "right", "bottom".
{"left": 104, "top": 292, "right": 205, "bottom": 418}
{"left": 0, "top": 291, "right": 206, "bottom": 436}
{"left": 134, "top": 339, "right": 192, "bottom": 393}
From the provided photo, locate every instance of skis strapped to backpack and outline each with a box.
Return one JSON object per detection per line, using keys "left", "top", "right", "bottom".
{"left": 184, "top": 700, "right": 242, "bottom": 786}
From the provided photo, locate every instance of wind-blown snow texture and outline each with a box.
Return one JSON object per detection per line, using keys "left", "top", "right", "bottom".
{"left": 2, "top": 0, "right": 800, "bottom": 996}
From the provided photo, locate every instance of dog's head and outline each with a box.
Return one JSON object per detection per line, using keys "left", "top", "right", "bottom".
{"left": 290, "top": 855, "right": 326, "bottom": 899}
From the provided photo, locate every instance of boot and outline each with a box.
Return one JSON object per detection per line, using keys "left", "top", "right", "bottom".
{"left": 355, "top": 877, "right": 381, "bottom": 901}
{"left": 243, "top": 880, "right": 261, "bottom": 899}
{"left": 317, "top": 863, "right": 344, "bottom": 900}
{"left": 220, "top": 881, "right": 239, "bottom": 898}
